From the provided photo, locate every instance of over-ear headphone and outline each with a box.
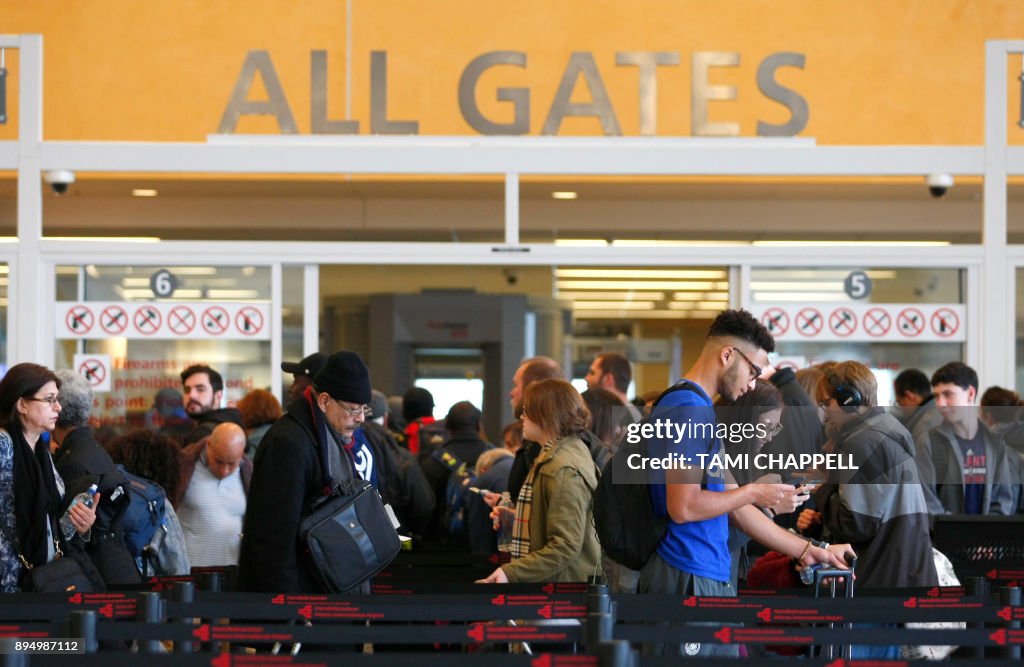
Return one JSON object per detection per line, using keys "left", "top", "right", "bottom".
{"left": 826, "top": 370, "right": 863, "bottom": 411}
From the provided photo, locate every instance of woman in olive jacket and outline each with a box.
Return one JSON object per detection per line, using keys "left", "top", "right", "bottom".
{"left": 479, "top": 379, "right": 602, "bottom": 583}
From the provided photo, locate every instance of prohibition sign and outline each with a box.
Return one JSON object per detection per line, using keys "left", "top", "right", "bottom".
{"left": 66, "top": 306, "right": 94, "bottom": 335}
{"left": 863, "top": 307, "right": 892, "bottom": 337}
{"left": 134, "top": 306, "right": 162, "bottom": 335}
{"left": 931, "top": 308, "right": 960, "bottom": 338}
{"left": 235, "top": 307, "right": 264, "bottom": 336}
{"left": 168, "top": 306, "right": 196, "bottom": 335}
{"left": 202, "top": 306, "right": 230, "bottom": 336}
{"left": 897, "top": 307, "right": 926, "bottom": 337}
{"left": 761, "top": 308, "right": 789, "bottom": 336}
{"left": 795, "top": 307, "right": 824, "bottom": 337}
{"left": 829, "top": 307, "right": 858, "bottom": 337}
{"left": 78, "top": 358, "right": 106, "bottom": 388}
{"left": 100, "top": 305, "right": 128, "bottom": 335}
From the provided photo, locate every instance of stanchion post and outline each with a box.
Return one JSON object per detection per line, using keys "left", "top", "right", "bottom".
{"left": 597, "top": 639, "right": 635, "bottom": 667}
{"left": 136, "top": 591, "right": 165, "bottom": 654}
{"left": 966, "top": 577, "right": 990, "bottom": 659}
{"left": 999, "top": 586, "right": 1021, "bottom": 660}
{"left": 0, "top": 638, "right": 28, "bottom": 667}
{"left": 587, "top": 583, "right": 610, "bottom": 614}
{"left": 67, "top": 610, "right": 98, "bottom": 653}
{"left": 198, "top": 571, "right": 222, "bottom": 593}
{"left": 171, "top": 581, "right": 195, "bottom": 653}
{"left": 585, "top": 612, "right": 614, "bottom": 653}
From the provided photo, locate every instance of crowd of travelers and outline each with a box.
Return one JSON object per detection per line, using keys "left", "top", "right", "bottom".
{"left": 2, "top": 309, "right": 1024, "bottom": 658}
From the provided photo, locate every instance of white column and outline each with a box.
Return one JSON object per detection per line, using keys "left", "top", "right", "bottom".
{"left": 981, "top": 41, "right": 1013, "bottom": 388}
{"left": 303, "top": 263, "right": 319, "bottom": 354}
{"left": 14, "top": 35, "right": 49, "bottom": 365}
{"left": 505, "top": 172, "right": 520, "bottom": 245}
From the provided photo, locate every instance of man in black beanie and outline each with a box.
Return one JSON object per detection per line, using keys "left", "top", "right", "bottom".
{"left": 239, "top": 350, "right": 376, "bottom": 593}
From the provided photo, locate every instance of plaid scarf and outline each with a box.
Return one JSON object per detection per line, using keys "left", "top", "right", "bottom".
{"left": 509, "top": 439, "right": 556, "bottom": 560}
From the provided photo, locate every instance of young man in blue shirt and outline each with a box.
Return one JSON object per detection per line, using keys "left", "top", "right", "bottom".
{"left": 641, "top": 309, "right": 854, "bottom": 657}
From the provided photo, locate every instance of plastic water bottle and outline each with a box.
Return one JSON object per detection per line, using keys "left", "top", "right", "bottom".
{"left": 60, "top": 483, "right": 98, "bottom": 540}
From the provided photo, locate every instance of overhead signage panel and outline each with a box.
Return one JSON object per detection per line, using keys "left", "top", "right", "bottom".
{"left": 748, "top": 303, "right": 964, "bottom": 343}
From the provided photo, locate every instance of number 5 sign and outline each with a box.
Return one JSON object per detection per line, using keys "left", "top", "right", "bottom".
{"left": 844, "top": 270, "right": 873, "bottom": 300}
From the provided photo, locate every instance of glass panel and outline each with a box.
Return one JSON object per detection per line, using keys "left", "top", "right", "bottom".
{"left": 750, "top": 266, "right": 965, "bottom": 406}
{"left": 0, "top": 262, "right": 7, "bottom": 371}
{"left": 54, "top": 264, "right": 273, "bottom": 440}
{"left": 282, "top": 266, "right": 306, "bottom": 398}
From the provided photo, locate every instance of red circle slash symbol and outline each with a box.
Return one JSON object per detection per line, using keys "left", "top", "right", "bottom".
{"left": 168, "top": 306, "right": 196, "bottom": 335}
{"left": 930, "top": 308, "right": 960, "bottom": 338}
{"left": 863, "top": 307, "right": 891, "bottom": 337}
{"left": 78, "top": 359, "right": 106, "bottom": 387}
{"left": 100, "top": 306, "right": 128, "bottom": 335}
{"left": 829, "top": 307, "right": 858, "bottom": 337}
{"left": 761, "top": 308, "right": 789, "bottom": 337}
{"left": 66, "top": 306, "right": 94, "bottom": 335}
{"left": 795, "top": 308, "right": 823, "bottom": 337}
{"left": 235, "top": 307, "right": 264, "bottom": 336}
{"left": 897, "top": 308, "right": 925, "bottom": 337}
{"left": 134, "top": 307, "right": 162, "bottom": 335}
{"left": 202, "top": 306, "right": 229, "bottom": 335}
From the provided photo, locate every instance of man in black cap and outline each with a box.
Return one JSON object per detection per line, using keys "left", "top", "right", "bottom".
{"left": 281, "top": 352, "right": 327, "bottom": 403}
{"left": 238, "top": 350, "right": 375, "bottom": 593}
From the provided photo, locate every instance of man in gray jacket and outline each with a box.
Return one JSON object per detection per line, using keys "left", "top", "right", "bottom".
{"left": 915, "top": 362, "right": 1015, "bottom": 515}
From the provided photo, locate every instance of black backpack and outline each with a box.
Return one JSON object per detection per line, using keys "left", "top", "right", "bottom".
{"left": 592, "top": 380, "right": 703, "bottom": 571}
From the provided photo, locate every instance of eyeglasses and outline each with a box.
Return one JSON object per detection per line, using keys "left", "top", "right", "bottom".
{"left": 732, "top": 347, "right": 763, "bottom": 381}
{"left": 333, "top": 399, "right": 372, "bottom": 418}
{"left": 765, "top": 421, "right": 784, "bottom": 437}
{"left": 26, "top": 394, "right": 60, "bottom": 407}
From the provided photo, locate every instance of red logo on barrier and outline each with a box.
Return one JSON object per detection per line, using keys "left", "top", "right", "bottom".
{"left": 538, "top": 605, "right": 552, "bottom": 620}
{"left": 904, "top": 597, "right": 918, "bottom": 608}
{"left": 467, "top": 623, "right": 486, "bottom": 642}
{"left": 98, "top": 604, "right": 113, "bottom": 618}
{"left": 531, "top": 657, "right": 552, "bottom": 667}
{"left": 824, "top": 660, "right": 847, "bottom": 667}
{"left": 69, "top": 593, "right": 83, "bottom": 604}
{"left": 298, "top": 604, "right": 313, "bottom": 620}
{"left": 542, "top": 583, "right": 555, "bottom": 594}
{"left": 492, "top": 594, "right": 506, "bottom": 606}
{"left": 713, "top": 627, "right": 733, "bottom": 643}
{"left": 210, "top": 655, "right": 231, "bottom": 667}
{"left": 998, "top": 606, "right": 1013, "bottom": 621}
{"left": 756, "top": 608, "right": 772, "bottom": 622}
{"left": 926, "top": 587, "right": 940, "bottom": 598}
{"left": 271, "top": 594, "right": 285, "bottom": 604}
{"left": 683, "top": 596, "right": 697, "bottom": 607}
{"left": 992, "top": 629, "right": 1007, "bottom": 646}
{"left": 193, "top": 624, "right": 211, "bottom": 641}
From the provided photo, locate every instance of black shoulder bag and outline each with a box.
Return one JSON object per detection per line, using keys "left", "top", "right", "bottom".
{"left": 1, "top": 520, "right": 93, "bottom": 594}
{"left": 297, "top": 435, "right": 401, "bottom": 593}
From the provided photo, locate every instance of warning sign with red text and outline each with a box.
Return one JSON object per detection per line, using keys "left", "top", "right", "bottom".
{"left": 56, "top": 302, "right": 271, "bottom": 340}
{"left": 747, "top": 304, "right": 965, "bottom": 343}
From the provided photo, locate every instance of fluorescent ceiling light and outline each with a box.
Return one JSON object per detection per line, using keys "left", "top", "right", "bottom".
{"left": 558, "top": 280, "right": 728, "bottom": 290}
{"left": 0, "top": 266, "right": 7, "bottom": 274}
{"left": 556, "top": 269, "right": 727, "bottom": 279}
{"left": 131, "top": 189, "right": 158, "bottom": 197}
{"left": 557, "top": 291, "right": 667, "bottom": 300}
{"left": 749, "top": 282, "right": 846, "bottom": 291}
{"left": 611, "top": 239, "right": 748, "bottom": 247}
{"left": 668, "top": 301, "right": 729, "bottom": 310}
{"left": 752, "top": 292, "right": 853, "bottom": 302}
{"left": 167, "top": 267, "right": 219, "bottom": 275}
{"left": 116, "top": 287, "right": 204, "bottom": 299}
{"left": 574, "top": 310, "right": 720, "bottom": 319}
{"left": 573, "top": 301, "right": 657, "bottom": 310}
{"left": 754, "top": 270, "right": 897, "bottom": 280}
{"left": 672, "top": 291, "right": 729, "bottom": 301}
{"left": 752, "top": 241, "right": 951, "bottom": 247}
{"left": 121, "top": 278, "right": 151, "bottom": 287}
{"left": 551, "top": 191, "right": 578, "bottom": 200}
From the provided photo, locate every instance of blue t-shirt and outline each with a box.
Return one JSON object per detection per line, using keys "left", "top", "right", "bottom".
{"left": 649, "top": 382, "right": 731, "bottom": 583}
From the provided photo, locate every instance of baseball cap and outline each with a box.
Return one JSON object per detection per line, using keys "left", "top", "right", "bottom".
{"left": 281, "top": 352, "right": 327, "bottom": 378}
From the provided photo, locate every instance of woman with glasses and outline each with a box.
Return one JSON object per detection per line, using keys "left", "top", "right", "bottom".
{"left": 478, "top": 379, "right": 602, "bottom": 583}
{"left": 0, "top": 363, "right": 99, "bottom": 592}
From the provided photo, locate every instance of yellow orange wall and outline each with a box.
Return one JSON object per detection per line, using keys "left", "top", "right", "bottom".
{"left": 1, "top": 0, "right": 1023, "bottom": 143}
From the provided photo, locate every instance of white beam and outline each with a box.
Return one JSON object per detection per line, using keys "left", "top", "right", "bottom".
{"left": 40, "top": 140, "right": 984, "bottom": 176}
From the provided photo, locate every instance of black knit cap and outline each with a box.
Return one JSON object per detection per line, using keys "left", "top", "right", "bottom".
{"left": 313, "top": 351, "right": 372, "bottom": 405}
{"left": 402, "top": 387, "right": 435, "bottom": 421}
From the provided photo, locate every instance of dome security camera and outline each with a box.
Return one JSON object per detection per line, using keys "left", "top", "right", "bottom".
{"left": 43, "top": 169, "right": 76, "bottom": 195}
{"left": 925, "top": 173, "right": 953, "bottom": 199}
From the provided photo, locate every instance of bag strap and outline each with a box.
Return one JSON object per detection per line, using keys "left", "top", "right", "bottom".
{"left": 649, "top": 379, "right": 717, "bottom": 487}
{"left": 0, "top": 513, "right": 61, "bottom": 571}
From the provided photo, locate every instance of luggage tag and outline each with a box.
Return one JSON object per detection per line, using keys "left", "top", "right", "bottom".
{"left": 383, "top": 503, "right": 412, "bottom": 542}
